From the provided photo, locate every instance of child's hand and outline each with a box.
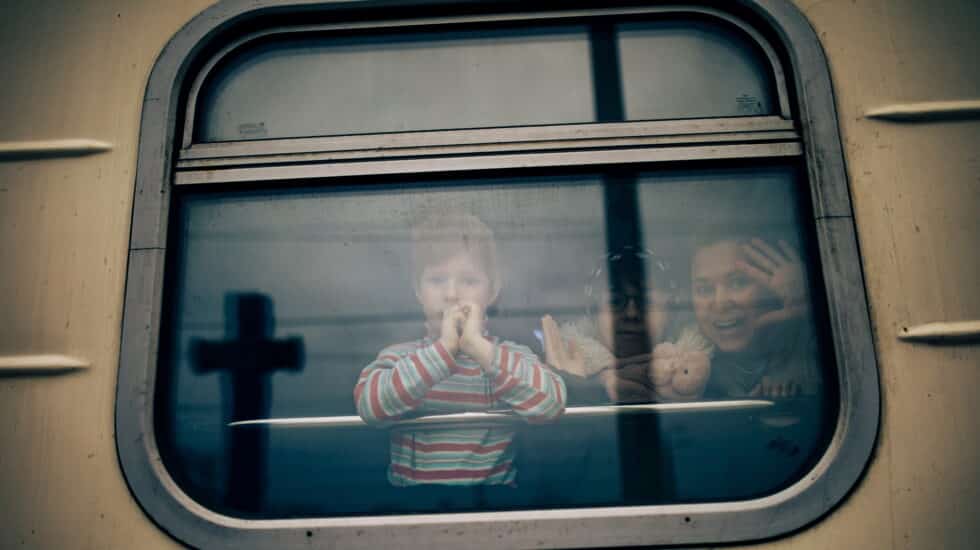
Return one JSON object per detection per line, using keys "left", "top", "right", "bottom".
{"left": 649, "top": 343, "right": 711, "bottom": 401}
{"left": 438, "top": 304, "right": 465, "bottom": 356}
{"left": 541, "top": 315, "right": 587, "bottom": 377}
{"left": 455, "top": 301, "right": 496, "bottom": 369}
{"left": 457, "top": 301, "right": 483, "bottom": 349}
{"left": 457, "top": 302, "right": 487, "bottom": 351}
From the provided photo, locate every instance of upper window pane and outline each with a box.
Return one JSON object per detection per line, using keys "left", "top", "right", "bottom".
{"left": 194, "top": 16, "right": 777, "bottom": 142}
{"left": 196, "top": 26, "right": 596, "bottom": 141}
{"left": 618, "top": 20, "right": 775, "bottom": 120}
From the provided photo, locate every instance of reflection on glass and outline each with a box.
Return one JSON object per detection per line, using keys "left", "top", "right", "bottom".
{"left": 194, "top": 17, "right": 776, "bottom": 142}
{"left": 157, "top": 166, "right": 834, "bottom": 518}
{"left": 189, "top": 293, "right": 304, "bottom": 512}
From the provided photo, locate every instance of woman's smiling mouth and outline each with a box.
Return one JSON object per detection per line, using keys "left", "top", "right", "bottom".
{"left": 713, "top": 318, "right": 745, "bottom": 331}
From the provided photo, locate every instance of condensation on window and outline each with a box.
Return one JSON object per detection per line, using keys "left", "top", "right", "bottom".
{"left": 156, "top": 165, "right": 835, "bottom": 518}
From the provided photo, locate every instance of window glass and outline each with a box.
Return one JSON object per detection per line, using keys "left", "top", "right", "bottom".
{"left": 194, "top": 17, "right": 776, "bottom": 142}
{"left": 196, "top": 26, "right": 596, "bottom": 141}
{"left": 158, "top": 165, "right": 835, "bottom": 518}
{"left": 617, "top": 20, "right": 775, "bottom": 120}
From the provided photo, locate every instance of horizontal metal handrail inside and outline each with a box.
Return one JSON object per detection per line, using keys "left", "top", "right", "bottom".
{"left": 228, "top": 400, "right": 774, "bottom": 429}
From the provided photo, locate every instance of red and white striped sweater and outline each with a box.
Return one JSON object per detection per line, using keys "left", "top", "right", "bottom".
{"left": 354, "top": 337, "right": 566, "bottom": 486}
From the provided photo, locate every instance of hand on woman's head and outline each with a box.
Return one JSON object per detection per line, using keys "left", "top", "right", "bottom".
{"left": 736, "top": 239, "right": 810, "bottom": 330}
{"left": 692, "top": 238, "right": 809, "bottom": 354}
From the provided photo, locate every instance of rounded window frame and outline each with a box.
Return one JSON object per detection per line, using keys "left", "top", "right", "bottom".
{"left": 116, "top": 1, "right": 880, "bottom": 548}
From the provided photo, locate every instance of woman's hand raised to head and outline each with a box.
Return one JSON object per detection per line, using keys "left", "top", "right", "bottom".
{"left": 738, "top": 239, "right": 810, "bottom": 329}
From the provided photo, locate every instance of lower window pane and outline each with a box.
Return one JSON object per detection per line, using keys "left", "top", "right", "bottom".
{"left": 157, "top": 165, "right": 836, "bottom": 517}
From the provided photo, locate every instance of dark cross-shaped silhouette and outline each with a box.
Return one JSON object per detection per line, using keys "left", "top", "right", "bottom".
{"left": 192, "top": 292, "right": 304, "bottom": 514}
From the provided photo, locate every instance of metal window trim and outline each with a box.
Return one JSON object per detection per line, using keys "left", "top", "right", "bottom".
{"left": 117, "top": 1, "right": 880, "bottom": 549}
{"left": 173, "top": 142, "right": 804, "bottom": 185}
{"left": 179, "top": 3, "right": 793, "bottom": 149}
{"left": 179, "top": 116, "right": 796, "bottom": 161}
{"left": 228, "top": 400, "right": 776, "bottom": 429}
{"left": 176, "top": 129, "right": 801, "bottom": 171}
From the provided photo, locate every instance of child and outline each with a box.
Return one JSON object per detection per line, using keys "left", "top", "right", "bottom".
{"left": 354, "top": 213, "right": 566, "bottom": 487}
{"left": 541, "top": 246, "right": 711, "bottom": 403}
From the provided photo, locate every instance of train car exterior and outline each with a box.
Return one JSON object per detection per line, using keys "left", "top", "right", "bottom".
{"left": 0, "top": 0, "right": 977, "bottom": 548}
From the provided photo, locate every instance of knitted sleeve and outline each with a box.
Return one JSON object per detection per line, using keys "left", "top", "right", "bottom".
{"left": 488, "top": 341, "right": 566, "bottom": 422}
{"left": 354, "top": 340, "right": 458, "bottom": 425}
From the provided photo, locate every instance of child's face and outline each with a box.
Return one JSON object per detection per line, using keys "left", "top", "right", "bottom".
{"left": 691, "top": 240, "right": 767, "bottom": 353}
{"left": 416, "top": 251, "right": 497, "bottom": 337}
{"left": 595, "top": 279, "right": 669, "bottom": 358}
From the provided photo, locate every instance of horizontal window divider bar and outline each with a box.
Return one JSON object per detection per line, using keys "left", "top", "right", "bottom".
{"left": 174, "top": 142, "right": 803, "bottom": 185}
{"left": 228, "top": 400, "right": 775, "bottom": 429}
{"left": 181, "top": 117, "right": 796, "bottom": 161}
{"left": 178, "top": 132, "right": 800, "bottom": 170}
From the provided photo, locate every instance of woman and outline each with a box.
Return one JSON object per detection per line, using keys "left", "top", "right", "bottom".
{"left": 690, "top": 237, "right": 822, "bottom": 399}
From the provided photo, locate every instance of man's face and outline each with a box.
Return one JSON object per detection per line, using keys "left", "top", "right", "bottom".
{"left": 691, "top": 240, "right": 767, "bottom": 353}
{"left": 416, "top": 251, "right": 497, "bottom": 337}
{"left": 595, "top": 280, "right": 669, "bottom": 359}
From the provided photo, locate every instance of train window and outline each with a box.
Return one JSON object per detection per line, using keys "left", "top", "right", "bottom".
{"left": 193, "top": 17, "right": 779, "bottom": 142}
{"left": 118, "top": 1, "right": 879, "bottom": 548}
{"left": 160, "top": 165, "right": 831, "bottom": 517}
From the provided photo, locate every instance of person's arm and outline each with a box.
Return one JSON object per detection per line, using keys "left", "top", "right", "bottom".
{"left": 487, "top": 341, "right": 567, "bottom": 422}
{"left": 600, "top": 362, "right": 656, "bottom": 404}
{"left": 454, "top": 301, "right": 565, "bottom": 420}
{"left": 353, "top": 340, "right": 459, "bottom": 426}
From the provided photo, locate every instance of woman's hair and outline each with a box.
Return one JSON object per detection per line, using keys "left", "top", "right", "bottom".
{"left": 410, "top": 212, "right": 501, "bottom": 295}
{"left": 690, "top": 225, "right": 799, "bottom": 255}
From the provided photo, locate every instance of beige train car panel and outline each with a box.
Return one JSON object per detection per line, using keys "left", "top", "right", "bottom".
{"left": 0, "top": 0, "right": 977, "bottom": 549}
{"left": 0, "top": 2, "right": 213, "bottom": 549}
{"left": 802, "top": 2, "right": 980, "bottom": 550}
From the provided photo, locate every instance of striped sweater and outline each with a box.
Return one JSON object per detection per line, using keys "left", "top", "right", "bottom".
{"left": 354, "top": 337, "right": 566, "bottom": 486}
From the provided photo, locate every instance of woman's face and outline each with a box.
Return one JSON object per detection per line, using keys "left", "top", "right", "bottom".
{"left": 595, "top": 280, "right": 669, "bottom": 359}
{"left": 691, "top": 240, "right": 767, "bottom": 353}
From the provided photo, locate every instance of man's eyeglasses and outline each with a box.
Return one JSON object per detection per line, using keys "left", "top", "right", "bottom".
{"left": 595, "top": 289, "right": 668, "bottom": 312}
